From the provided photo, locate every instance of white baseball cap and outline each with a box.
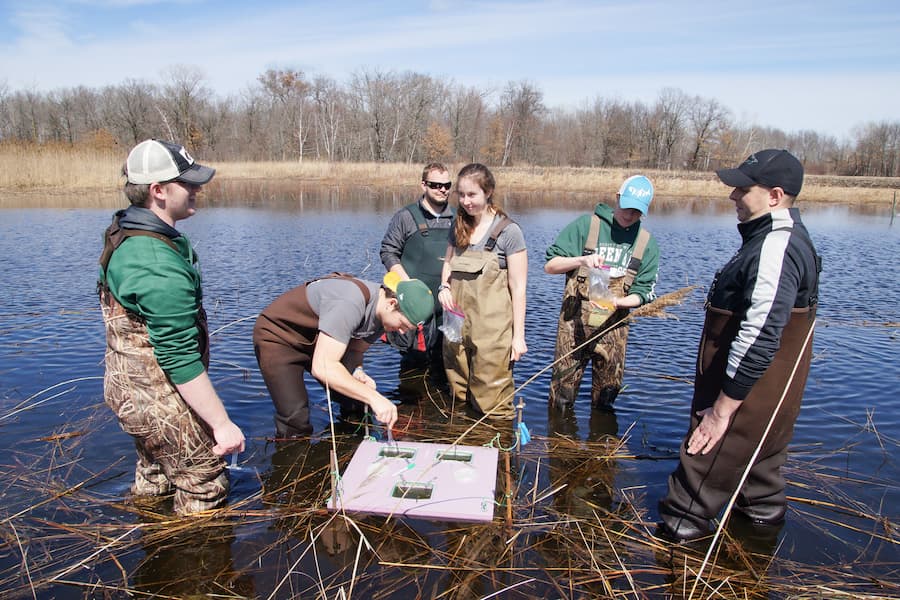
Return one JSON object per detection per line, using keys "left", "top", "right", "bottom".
{"left": 125, "top": 139, "right": 215, "bottom": 185}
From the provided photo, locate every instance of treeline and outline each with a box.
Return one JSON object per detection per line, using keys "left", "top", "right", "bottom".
{"left": 2, "top": 65, "right": 898, "bottom": 177}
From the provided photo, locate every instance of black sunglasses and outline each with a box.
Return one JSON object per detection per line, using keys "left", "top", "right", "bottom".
{"left": 424, "top": 180, "right": 452, "bottom": 190}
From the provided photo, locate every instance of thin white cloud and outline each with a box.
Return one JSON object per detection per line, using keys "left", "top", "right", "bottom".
{"left": 0, "top": 0, "right": 897, "bottom": 139}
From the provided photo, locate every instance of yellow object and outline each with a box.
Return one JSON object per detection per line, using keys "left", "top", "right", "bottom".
{"left": 383, "top": 271, "right": 402, "bottom": 291}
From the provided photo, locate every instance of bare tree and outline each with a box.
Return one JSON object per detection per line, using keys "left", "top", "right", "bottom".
{"left": 159, "top": 64, "right": 211, "bottom": 148}
{"left": 686, "top": 95, "right": 730, "bottom": 170}
{"left": 258, "top": 68, "right": 311, "bottom": 161}
{"left": 310, "top": 75, "right": 345, "bottom": 161}
{"left": 850, "top": 121, "right": 900, "bottom": 176}
{"left": 348, "top": 69, "right": 396, "bottom": 161}
{"left": 102, "top": 80, "right": 158, "bottom": 146}
{"left": 497, "top": 80, "right": 545, "bottom": 166}
{"left": 645, "top": 87, "right": 688, "bottom": 169}
{"left": 0, "top": 82, "right": 10, "bottom": 142}
{"left": 443, "top": 84, "right": 490, "bottom": 163}
{"left": 398, "top": 72, "right": 440, "bottom": 163}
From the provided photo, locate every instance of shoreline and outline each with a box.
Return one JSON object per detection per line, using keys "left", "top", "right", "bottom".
{"left": 1, "top": 159, "right": 897, "bottom": 208}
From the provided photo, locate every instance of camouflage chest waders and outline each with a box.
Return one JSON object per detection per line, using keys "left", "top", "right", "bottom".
{"left": 549, "top": 217, "right": 650, "bottom": 410}
{"left": 443, "top": 218, "right": 516, "bottom": 419}
{"left": 99, "top": 213, "right": 226, "bottom": 514}
{"left": 659, "top": 304, "right": 817, "bottom": 538}
{"left": 101, "top": 292, "right": 226, "bottom": 513}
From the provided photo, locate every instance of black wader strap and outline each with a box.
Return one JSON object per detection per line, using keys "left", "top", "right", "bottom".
{"left": 483, "top": 217, "right": 512, "bottom": 251}
{"left": 809, "top": 254, "right": 822, "bottom": 307}
{"left": 623, "top": 227, "right": 650, "bottom": 294}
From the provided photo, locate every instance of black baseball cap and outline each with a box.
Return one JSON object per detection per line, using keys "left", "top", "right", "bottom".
{"left": 716, "top": 149, "right": 804, "bottom": 197}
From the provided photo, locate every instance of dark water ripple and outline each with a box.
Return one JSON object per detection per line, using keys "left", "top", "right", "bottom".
{"left": 1, "top": 203, "right": 897, "bottom": 593}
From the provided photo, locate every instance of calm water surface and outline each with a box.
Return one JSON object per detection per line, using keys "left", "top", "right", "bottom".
{"left": 1, "top": 191, "right": 897, "bottom": 598}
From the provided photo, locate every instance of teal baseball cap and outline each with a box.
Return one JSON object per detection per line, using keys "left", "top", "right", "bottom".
{"left": 617, "top": 175, "right": 654, "bottom": 214}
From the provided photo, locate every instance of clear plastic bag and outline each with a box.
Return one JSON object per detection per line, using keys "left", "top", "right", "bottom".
{"left": 588, "top": 266, "right": 615, "bottom": 311}
{"left": 439, "top": 308, "right": 465, "bottom": 343}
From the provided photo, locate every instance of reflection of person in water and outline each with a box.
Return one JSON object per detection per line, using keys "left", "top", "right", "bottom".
{"left": 133, "top": 521, "right": 255, "bottom": 597}
{"left": 263, "top": 438, "right": 335, "bottom": 506}
{"left": 655, "top": 516, "right": 781, "bottom": 599}
{"left": 529, "top": 407, "right": 632, "bottom": 597}
{"left": 546, "top": 406, "right": 621, "bottom": 518}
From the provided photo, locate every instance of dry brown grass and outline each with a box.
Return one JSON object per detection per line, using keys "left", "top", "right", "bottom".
{"left": 1, "top": 143, "right": 897, "bottom": 207}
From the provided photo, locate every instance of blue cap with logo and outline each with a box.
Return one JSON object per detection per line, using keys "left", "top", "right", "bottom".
{"left": 617, "top": 175, "right": 654, "bottom": 214}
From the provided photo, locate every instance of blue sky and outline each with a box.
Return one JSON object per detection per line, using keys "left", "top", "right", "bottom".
{"left": 1, "top": 0, "right": 898, "bottom": 141}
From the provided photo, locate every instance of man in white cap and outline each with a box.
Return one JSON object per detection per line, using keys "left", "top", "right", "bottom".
{"left": 98, "top": 139, "right": 245, "bottom": 515}
{"left": 659, "top": 149, "right": 820, "bottom": 541}
{"left": 544, "top": 175, "right": 660, "bottom": 412}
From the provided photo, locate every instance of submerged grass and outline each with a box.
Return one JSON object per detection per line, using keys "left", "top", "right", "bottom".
{"left": 1, "top": 396, "right": 896, "bottom": 599}
{"left": 1, "top": 293, "right": 897, "bottom": 599}
{"left": 1, "top": 142, "right": 897, "bottom": 208}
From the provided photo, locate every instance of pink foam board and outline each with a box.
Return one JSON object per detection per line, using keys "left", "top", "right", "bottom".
{"left": 327, "top": 439, "right": 499, "bottom": 522}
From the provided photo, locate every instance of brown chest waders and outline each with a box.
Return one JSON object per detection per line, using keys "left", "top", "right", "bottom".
{"left": 659, "top": 305, "right": 817, "bottom": 538}
{"left": 443, "top": 219, "right": 516, "bottom": 419}
{"left": 252, "top": 273, "right": 371, "bottom": 437}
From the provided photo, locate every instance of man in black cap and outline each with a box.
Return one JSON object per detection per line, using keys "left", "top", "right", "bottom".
{"left": 658, "top": 149, "right": 821, "bottom": 540}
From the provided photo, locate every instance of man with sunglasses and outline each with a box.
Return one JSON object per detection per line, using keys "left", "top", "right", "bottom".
{"left": 98, "top": 139, "right": 245, "bottom": 514}
{"left": 380, "top": 162, "right": 456, "bottom": 376}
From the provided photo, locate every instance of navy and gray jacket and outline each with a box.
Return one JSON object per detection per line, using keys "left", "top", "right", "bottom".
{"left": 707, "top": 207, "right": 820, "bottom": 400}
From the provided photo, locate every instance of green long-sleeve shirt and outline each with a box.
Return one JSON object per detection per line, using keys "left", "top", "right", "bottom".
{"left": 103, "top": 234, "right": 206, "bottom": 384}
{"left": 545, "top": 203, "right": 659, "bottom": 305}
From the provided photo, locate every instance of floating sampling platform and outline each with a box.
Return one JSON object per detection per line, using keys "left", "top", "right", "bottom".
{"left": 328, "top": 439, "right": 499, "bottom": 522}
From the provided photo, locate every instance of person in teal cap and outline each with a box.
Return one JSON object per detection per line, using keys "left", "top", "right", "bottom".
{"left": 544, "top": 175, "right": 660, "bottom": 412}
{"left": 253, "top": 272, "right": 434, "bottom": 438}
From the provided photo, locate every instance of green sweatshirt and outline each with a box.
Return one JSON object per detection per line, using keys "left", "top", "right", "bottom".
{"left": 545, "top": 203, "right": 660, "bottom": 305}
{"left": 103, "top": 234, "right": 206, "bottom": 385}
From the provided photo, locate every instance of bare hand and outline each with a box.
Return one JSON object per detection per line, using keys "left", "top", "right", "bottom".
{"left": 369, "top": 396, "right": 398, "bottom": 430}
{"left": 582, "top": 254, "right": 605, "bottom": 269}
{"left": 438, "top": 287, "right": 456, "bottom": 312}
{"left": 211, "top": 420, "right": 245, "bottom": 456}
{"left": 511, "top": 337, "right": 528, "bottom": 361}
{"left": 686, "top": 407, "right": 730, "bottom": 455}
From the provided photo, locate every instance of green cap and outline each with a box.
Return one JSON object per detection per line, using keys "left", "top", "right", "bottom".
{"left": 383, "top": 273, "right": 435, "bottom": 325}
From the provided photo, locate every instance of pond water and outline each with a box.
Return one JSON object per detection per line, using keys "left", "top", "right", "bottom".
{"left": 0, "top": 188, "right": 897, "bottom": 598}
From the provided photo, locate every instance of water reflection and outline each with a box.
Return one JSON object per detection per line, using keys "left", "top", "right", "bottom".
{"left": 134, "top": 521, "right": 256, "bottom": 598}
{"left": 0, "top": 191, "right": 897, "bottom": 598}
{"left": 204, "top": 180, "right": 894, "bottom": 216}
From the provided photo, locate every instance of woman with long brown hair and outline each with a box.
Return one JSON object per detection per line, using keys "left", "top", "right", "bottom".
{"left": 436, "top": 163, "right": 527, "bottom": 419}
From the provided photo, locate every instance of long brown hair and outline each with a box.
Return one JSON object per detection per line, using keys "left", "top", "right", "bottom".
{"left": 453, "top": 163, "right": 508, "bottom": 248}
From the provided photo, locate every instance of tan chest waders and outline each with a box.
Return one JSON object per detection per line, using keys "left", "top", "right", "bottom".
{"left": 443, "top": 218, "right": 516, "bottom": 419}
